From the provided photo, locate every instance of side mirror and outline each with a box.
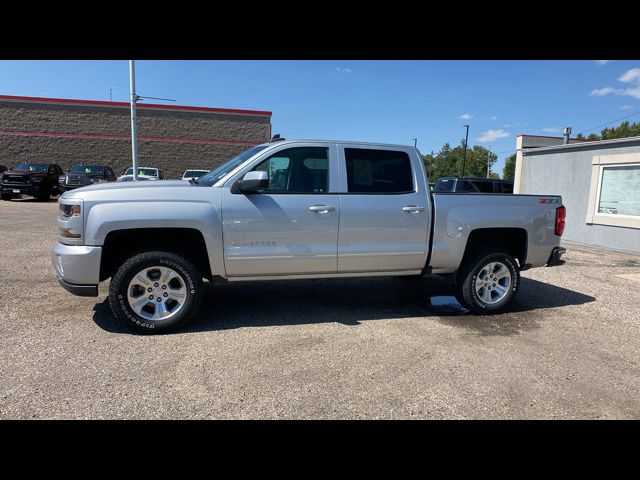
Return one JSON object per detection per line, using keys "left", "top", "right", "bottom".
{"left": 234, "top": 171, "right": 269, "bottom": 193}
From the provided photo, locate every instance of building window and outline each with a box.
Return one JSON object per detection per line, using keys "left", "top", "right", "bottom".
{"left": 587, "top": 154, "right": 640, "bottom": 229}
{"left": 597, "top": 165, "right": 640, "bottom": 217}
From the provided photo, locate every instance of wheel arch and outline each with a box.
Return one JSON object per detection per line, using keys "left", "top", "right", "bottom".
{"left": 99, "top": 227, "right": 213, "bottom": 282}
{"left": 459, "top": 227, "right": 528, "bottom": 272}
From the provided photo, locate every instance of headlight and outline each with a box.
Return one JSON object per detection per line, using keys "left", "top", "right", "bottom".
{"left": 59, "top": 176, "right": 66, "bottom": 184}
{"left": 60, "top": 204, "right": 81, "bottom": 217}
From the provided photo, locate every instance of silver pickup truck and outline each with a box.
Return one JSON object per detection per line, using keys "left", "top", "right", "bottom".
{"left": 51, "top": 139, "right": 566, "bottom": 333}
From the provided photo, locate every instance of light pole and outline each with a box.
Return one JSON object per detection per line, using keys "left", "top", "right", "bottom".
{"left": 108, "top": 86, "right": 117, "bottom": 102}
{"left": 129, "top": 60, "right": 139, "bottom": 181}
{"left": 412, "top": 138, "right": 417, "bottom": 148}
{"left": 461, "top": 124, "right": 469, "bottom": 177}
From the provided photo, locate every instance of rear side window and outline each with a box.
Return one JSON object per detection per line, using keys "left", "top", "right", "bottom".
{"left": 345, "top": 148, "right": 413, "bottom": 193}
{"left": 435, "top": 179, "right": 455, "bottom": 192}
{"left": 461, "top": 180, "right": 494, "bottom": 193}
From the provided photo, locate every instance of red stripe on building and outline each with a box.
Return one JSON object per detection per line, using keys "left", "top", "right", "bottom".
{"left": 0, "top": 94, "right": 272, "bottom": 117}
{"left": 0, "top": 129, "right": 259, "bottom": 147}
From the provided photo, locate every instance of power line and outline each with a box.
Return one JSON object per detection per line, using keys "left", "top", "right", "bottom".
{"left": 577, "top": 109, "right": 640, "bottom": 136}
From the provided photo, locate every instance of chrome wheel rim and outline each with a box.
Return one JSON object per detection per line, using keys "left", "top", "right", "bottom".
{"left": 474, "top": 261, "right": 511, "bottom": 305}
{"left": 126, "top": 266, "right": 187, "bottom": 321}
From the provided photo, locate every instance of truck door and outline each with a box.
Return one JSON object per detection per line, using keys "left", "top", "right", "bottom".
{"left": 222, "top": 144, "right": 340, "bottom": 277}
{"left": 337, "top": 146, "right": 430, "bottom": 273}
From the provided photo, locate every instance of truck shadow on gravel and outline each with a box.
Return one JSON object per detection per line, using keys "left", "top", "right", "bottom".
{"left": 92, "top": 276, "right": 595, "bottom": 337}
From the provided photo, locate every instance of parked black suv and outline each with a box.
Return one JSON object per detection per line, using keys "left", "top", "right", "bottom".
{"left": 0, "top": 162, "right": 64, "bottom": 201}
{"left": 434, "top": 177, "right": 514, "bottom": 194}
{"left": 58, "top": 164, "right": 116, "bottom": 192}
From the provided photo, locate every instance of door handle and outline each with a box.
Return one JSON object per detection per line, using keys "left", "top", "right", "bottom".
{"left": 402, "top": 205, "right": 424, "bottom": 213}
{"left": 309, "top": 205, "right": 335, "bottom": 213}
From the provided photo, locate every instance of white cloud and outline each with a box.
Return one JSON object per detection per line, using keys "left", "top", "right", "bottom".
{"left": 590, "top": 87, "right": 620, "bottom": 96}
{"left": 594, "top": 60, "right": 609, "bottom": 65}
{"left": 541, "top": 127, "right": 561, "bottom": 133}
{"left": 478, "top": 129, "right": 510, "bottom": 143}
{"left": 620, "top": 104, "right": 635, "bottom": 110}
{"left": 501, "top": 123, "right": 511, "bottom": 128}
{"left": 589, "top": 67, "right": 640, "bottom": 100}
{"left": 484, "top": 115, "right": 497, "bottom": 120}
{"left": 590, "top": 86, "right": 640, "bottom": 100}
{"left": 624, "top": 86, "right": 640, "bottom": 99}
{"left": 619, "top": 68, "right": 640, "bottom": 83}
{"left": 336, "top": 67, "right": 352, "bottom": 73}
{"left": 459, "top": 113, "right": 472, "bottom": 120}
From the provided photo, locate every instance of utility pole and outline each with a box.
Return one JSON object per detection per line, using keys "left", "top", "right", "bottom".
{"left": 108, "top": 87, "right": 117, "bottom": 102}
{"left": 129, "top": 61, "right": 139, "bottom": 181}
{"left": 487, "top": 145, "right": 491, "bottom": 178}
{"left": 412, "top": 138, "right": 417, "bottom": 148}
{"left": 462, "top": 124, "right": 469, "bottom": 177}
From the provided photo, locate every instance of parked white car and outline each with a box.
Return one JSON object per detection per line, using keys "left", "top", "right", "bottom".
{"left": 116, "top": 167, "right": 164, "bottom": 182}
{"left": 181, "top": 169, "right": 210, "bottom": 181}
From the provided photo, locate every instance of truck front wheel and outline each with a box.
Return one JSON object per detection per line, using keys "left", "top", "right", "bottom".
{"left": 108, "top": 251, "right": 204, "bottom": 333}
{"left": 456, "top": 251, "right": 520, "bottom": 314}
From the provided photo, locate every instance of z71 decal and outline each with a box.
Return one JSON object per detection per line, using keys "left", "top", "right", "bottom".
{"left": 539, "top": 198, "right": 560, "bottom": 204}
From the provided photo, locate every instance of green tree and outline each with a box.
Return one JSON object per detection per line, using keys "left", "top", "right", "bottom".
{"left": 576, "top": 120, "right": 640, "bottom": 141}
{"left": 600, "top": 120, "right": 640, "bottom": 139}
{"left": 424, "top": 141, "right": 498, "bottom": 181}
{"left": 576, "top": 133, "right": 601, "bottom": 140}
{"left": 503, "top": 153, "right": 516, "bottom": 180}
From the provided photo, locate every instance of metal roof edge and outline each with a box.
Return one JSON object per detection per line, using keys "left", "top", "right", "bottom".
{"left": 523, "top": 135, "right": 640, "bottom": 155}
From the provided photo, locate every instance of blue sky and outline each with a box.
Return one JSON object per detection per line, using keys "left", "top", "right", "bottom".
{"left": 1, "top": 60, "right": 639, "bottom": 174}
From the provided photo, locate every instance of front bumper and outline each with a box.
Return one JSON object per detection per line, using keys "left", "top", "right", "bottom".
{"left": 1, "top": 182, "right": 43, "bottom": 196}
{"left": 546, "top": 246, "right": 566, "bottom": 266}
{"left": 51, "top": 243, "right": 102, "bottom": 296}
{"left": 57, "top": 276, "right": 98, "bottom": 297}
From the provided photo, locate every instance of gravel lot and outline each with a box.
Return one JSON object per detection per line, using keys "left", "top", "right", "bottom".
{"left": 1, "top": 199, "right": 639, "bottom": 419}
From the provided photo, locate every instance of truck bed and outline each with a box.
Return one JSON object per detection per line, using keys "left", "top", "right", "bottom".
{"left": 428, "top": 192, "right": 562, "bottom": 273}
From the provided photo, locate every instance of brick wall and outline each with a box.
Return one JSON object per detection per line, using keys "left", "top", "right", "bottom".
{"left": 0, "top": 98, "right": 272, "bottom": 179}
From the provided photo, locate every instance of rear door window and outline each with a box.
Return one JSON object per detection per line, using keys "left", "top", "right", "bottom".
{"left": 344, "top": 148, "right": 413, "bottom": 193}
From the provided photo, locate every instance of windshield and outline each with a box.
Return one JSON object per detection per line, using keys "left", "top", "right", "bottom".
{"left": 70, "top": 165, "right": 104, "bottom": 175}
{"left": 123, "top": 168, "right": 158, "bottom": 177}
{"left": 183, "top": 170, "right": 209, "bottom": 177}
{"left": 196, "top": 145, "right": 269, "bottom": 186}
{"left": 12, "top": 162, "right": 48, "bottom": 173}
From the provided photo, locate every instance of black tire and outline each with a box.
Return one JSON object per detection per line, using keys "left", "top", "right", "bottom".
{"left": 455, "top": 251, "right": 520, "bottom": 315}
{"left": 109, "top": 250, "right": 204, "bottom": 333}
{"left": 36, "top": 190, "right": 50, "bottom": 201}
{"left": 1, "top": 194, "right": 12, "bottom": 201}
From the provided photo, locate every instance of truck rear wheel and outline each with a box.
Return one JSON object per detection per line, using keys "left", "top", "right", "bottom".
{"left": 108, "top": 251, "right": 204, "bottom": 333}
{"left": 456, "top": 251, "right": 519, "bottom": 314}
